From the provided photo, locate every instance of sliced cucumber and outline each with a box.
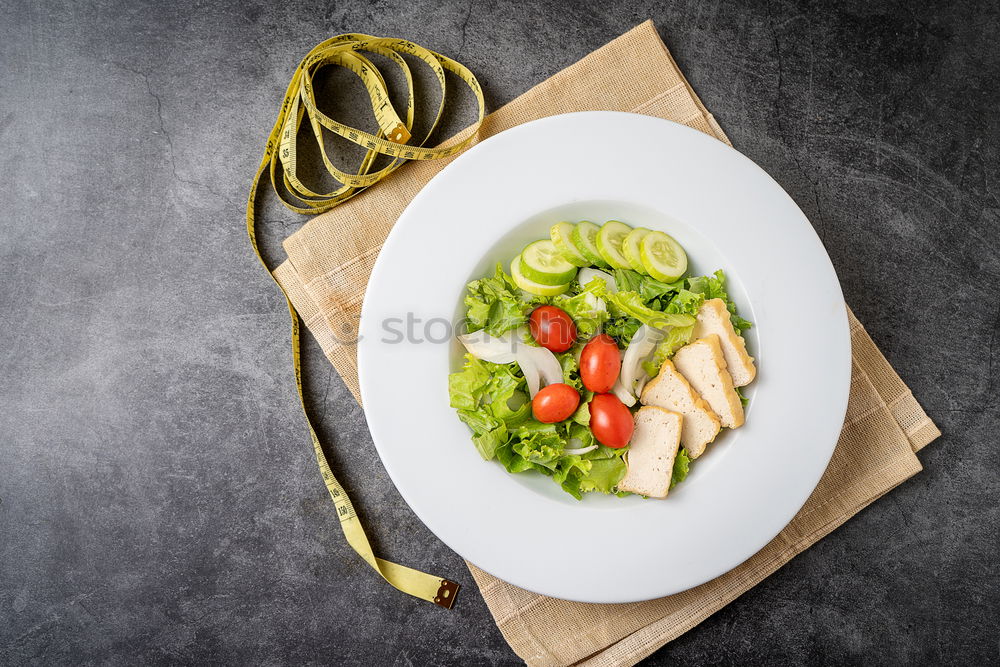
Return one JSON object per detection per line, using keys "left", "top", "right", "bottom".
{"left": 639, "top": 231, "right": 688, "bottom": 282}
{"left": 549, "top": 222, "right": 590, "bottom": 267}
{"left": 519, "top": 239, "right": 578, "bottom": 285}
{"left": 623, "top": 227, "right": 650, "bottom": 274}
{"left": 510, "top": 253, "right": 571, "bottom": 296}
{"left": 595, "top": 220, "right": 633, "bottom": 269}
{"left": 570, "top": 221, "right": 609, "bottom": 268}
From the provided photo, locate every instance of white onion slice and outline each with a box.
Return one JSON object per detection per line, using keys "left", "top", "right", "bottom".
{"left": 459, "top": 327, "right": 565, "bottom": 399}
{"left": 518, "top": 357, "right": 541, "bottom": 396}
{"left": 620, "top": 324, "right": 664, "bottom": 398}
{"left": 515, "top": 344, "right": 563, "bottom": 398}
{"left": 563, "top": 444, "right": 599, "bottom": 456}
{"left": 577, "top": 267, "right": 617, "bottom": 293}
{"left": 457, "top": 329, "right": 518, "bottom": 363}
{"left": 612, "top": 375, "right": 637, "bottom": 407}
{"left": 536, "top": 350, "right": 564, "bottom": 387}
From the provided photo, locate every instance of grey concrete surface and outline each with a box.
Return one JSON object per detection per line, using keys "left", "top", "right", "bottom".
{"left": 2, "top": 0, "right": 998, "bottom": 664}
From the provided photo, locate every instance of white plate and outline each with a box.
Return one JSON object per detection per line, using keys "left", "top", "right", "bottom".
{"left": 358, "top": 112, "right": 850, "bottom": 603}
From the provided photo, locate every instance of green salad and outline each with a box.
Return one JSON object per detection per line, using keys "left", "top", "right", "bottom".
{"left": 448, "top": 219, "right": 753, "bottom": 500}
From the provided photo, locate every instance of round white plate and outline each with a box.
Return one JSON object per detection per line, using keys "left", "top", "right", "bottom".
{"left": 358, "top": 111, "right": 850, "bottom": 603}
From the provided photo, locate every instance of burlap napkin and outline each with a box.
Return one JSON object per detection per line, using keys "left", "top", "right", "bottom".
{"left": 271, "top": 20, "right": 940, "bottom": 666}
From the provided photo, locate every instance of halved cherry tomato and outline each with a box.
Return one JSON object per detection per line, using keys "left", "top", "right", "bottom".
{"left": 579, "top": 334, "right": 621, "bottom": 393}
{"left": 588, "top": 393, "right": 634, "bottom": 448}
{"left": 529, "top": 305, "right": 577, "bottom": 353}
{"left": 532, "top": 383, "right": 581, "bottom": 423}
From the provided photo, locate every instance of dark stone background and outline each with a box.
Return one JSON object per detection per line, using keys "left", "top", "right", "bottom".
{"left": 1, "top": 0, "right": 997, "bottom": 664}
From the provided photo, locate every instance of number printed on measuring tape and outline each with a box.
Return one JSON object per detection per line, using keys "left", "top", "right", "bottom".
{"left": 246, "top": 34, "right": 486, "bottom": 609}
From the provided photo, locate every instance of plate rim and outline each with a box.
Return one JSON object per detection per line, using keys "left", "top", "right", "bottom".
{"left": 358, "top": 111, "right": 851, "bottom": 603}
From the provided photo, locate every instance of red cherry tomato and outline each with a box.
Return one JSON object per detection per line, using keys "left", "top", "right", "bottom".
{"left": 588, "top": 394, "right": 634, "bottom": 448}
{"left": 579, "top": 334, "right": 621, "bottom": 393}
{"left": 531, "top": 383, "right": 581, "bottom": 424}
{"left": 529, "top": 306, "right": 577, "bottom": 353}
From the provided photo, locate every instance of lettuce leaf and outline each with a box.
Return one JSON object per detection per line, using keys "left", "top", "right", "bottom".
{"left": 635, "top": 272, "right": 757, "bottom": 378}
{"left": 612, "top": 268, "right": 644, "bottom": 293}
{"left": 579, "top": 458, "right": 627, "bottom": 494}
{"left": 639, "top": 289, "right": 705, "bottom": 376}
{"left": 463, "top": 263, "right": 529, "bottom": 335}
{"left": 448, "top": 354, "right": 493, "bottom": 411}
{"left": 556, "top": 446, "right": 628, "bottom": 499}
{"left": 663, "top": 289, "right": 704, "bottom": 316}
{"left": 553, "top": 278, "right": 609, "bottom": 337}
{"left": 462, "top": 400, "right": 630, "bottom": 500}
{"left": 598, "top": 289, "right": 695, "bottom": 329}
{"left": 684, "top": 272, "right": 724, "bottom": 300}
{"left": 559, "top": 350, "right": 582, "bottom": 391}
{"left": 551, "top": 454, "right": 590, "bottom": 486}
{"left": 640, "top": 276, "right": 686, "bottom": 301}
{"left": 613, "top": 268, "right": 685, "bottom": 301}
{"left": 495, "top": 441, "right": 536, "bottom": 473}
{"left": 613, "top": 291, "right": 695, "bottom": 328}
{"left": 685, "top": 270, "right": 752, "bottom": 332}
{"left": 513, "top": 424, "right": 564, "bottom": 470}
{"left": 570, "top": 394, "right": 592, "bottom": 426}
{"left": 605, "top": 316, "right": 641, "bottom": 345}
{"left": 568, "top": 421, "right": 595, "bottom": 446}
{"left": 735, "top": 386, "right": 749, "bottom": 407}
{"left": 559, "top": 474, "right": 584, "bottom": 499}
{"left": 456, "top": 410, "right": 508, "bottom": 461}
{"left": 642, "top": 324, "right": 695, "bottom": 377}
{"left": 670, "top": 448, "right": 691, "bottom": 489}
{"left": 584, "top": 443, "right": 624, "bottom": 460}
{"left": 448, "top": 354, "right": 529, "bottom": 459}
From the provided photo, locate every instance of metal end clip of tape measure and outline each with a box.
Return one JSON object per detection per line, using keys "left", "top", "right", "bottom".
{"left": 245, "top": 34, "right": 485, "bottom": 608}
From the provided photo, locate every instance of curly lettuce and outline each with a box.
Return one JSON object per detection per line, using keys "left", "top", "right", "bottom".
{"left": 463, "top": 263, "right": 529, "bottom": 335}
{"left": 552, "top": 277, "right": 609, "bottom": 338}
{"left": 597, "top": 288, "right": 696, "bottom": 330}
{"left": 641, "top": 289, "right": 705, "bottom": 375}
{"left": 605, "top": 316, "right": 641, "bottom": 345}
{"left": 671, "top": 448, "right": 691, "bottom": 489}
{"left": 642, "top": 324, "right": 695, "bottom": 377}
{"left": 492, "top": 419, "right": 628, "bottom": 499}
{"left": 449, "top": 354, "right": 529, "bottom": 459}
{"left": 449, "top": 351, "right": 628, "bottom": 499}
{"left": 685, "top": 269, "right": 752, "bottom": 332}
{"left": 613, "top": 268, "right": 685, "bottom": 301}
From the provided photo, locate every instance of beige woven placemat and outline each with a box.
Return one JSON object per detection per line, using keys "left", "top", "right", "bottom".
{"left": 271, "top": 20, "right": 940, "bottom": 666}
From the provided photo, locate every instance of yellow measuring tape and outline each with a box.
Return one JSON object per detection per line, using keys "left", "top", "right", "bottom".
{"left": 246, "top": 34, "right": 485, "bottom": 608}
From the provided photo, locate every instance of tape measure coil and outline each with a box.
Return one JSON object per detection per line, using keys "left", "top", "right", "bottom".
{"left": 246, "top": 34, "right": 486, "bottom": 608}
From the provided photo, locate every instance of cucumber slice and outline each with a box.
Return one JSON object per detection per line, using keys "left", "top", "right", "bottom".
{"left": 510, "top": 254, "right": 571, "bottom": 296}
{"left": 639, "top": 231, "right": 688, "bottom": 281}
{"left": 549, "top": 222, "right": 590, "bottom": 267}
{"left": 519, "top": 240, "right": 578, "bottom": 285}
{"left": 623, "top": 227, "right": 650, "bottom": 274}
{"left": 570, "top": 221, "right": 610, "bottom": 268}
{"left": 595, "top": 220, "right": 633, "bottom": 270}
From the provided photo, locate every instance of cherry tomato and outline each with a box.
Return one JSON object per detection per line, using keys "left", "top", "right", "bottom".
{"left": 529, "top": 306, "right": 577, "bottom": 353}
{"left": 588, "top": 393, "right": 634, "bottom": 448}
{"left": 579, "top": 334, "right": 621, "bottom": 393}
{"left": 532, "top": 383, "right": 581, "bottom": 423}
